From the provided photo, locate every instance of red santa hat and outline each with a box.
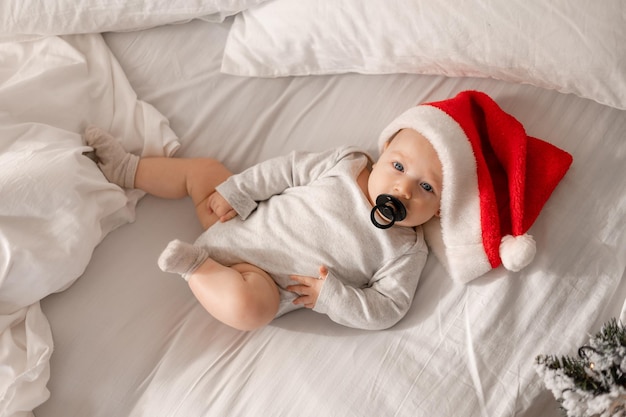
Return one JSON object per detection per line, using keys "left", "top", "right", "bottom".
{"left": 378, "top": 90, "right": 573, "bottom": 283}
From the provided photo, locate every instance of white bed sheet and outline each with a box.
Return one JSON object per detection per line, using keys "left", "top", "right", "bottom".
{"left": 36, "top": 19, "right": 626, "bottom": 417}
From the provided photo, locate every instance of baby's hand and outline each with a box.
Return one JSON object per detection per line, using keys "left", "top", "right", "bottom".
{"left": 287, "top": 265, "right": 328, "bottom": 309}
{"left": 206, "top": 191, "right": 237, "bottom": 223}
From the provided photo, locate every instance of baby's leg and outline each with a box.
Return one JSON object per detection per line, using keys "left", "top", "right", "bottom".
{"left": 158, "top": 240, "right": 280, "bottom": 331}
{"left": 188, "top": 262, "right": 280, "bottom": 331}
{"left": 135, "top": 157, "right": 233, "bottom": 229}
{"left": 84, "top": 126, "right": 232, "bottom": 229}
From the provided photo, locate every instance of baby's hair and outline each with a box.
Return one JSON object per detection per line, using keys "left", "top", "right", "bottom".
{"left": 386, "top": 130, "right": 401, "bottom": 144}
{"left": 379, "top": 129, "right": 401, "bottom": 154}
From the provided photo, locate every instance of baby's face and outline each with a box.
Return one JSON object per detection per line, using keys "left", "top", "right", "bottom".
{"left": 368, "top": 129, "right": 443, "bottom": 228}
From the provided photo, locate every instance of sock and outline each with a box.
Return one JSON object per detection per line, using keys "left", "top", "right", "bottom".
{"left": 83, "top": 125, "right": 139, "bottom": 189}
{"left": 158, "top": 239, "right": 209, "bottom": 281}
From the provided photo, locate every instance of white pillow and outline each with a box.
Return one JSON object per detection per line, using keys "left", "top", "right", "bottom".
{"left": 0, "top": 0, "right": 268, "bottom": 36}
{"left": 221, "top": 0, "right": 626, "bottom": 110}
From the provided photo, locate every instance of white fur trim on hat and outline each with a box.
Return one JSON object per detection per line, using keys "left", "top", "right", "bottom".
{"left": 378, "top": 106, "right": 492, "bottom": 283}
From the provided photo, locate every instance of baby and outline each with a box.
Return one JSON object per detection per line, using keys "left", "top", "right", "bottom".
{"left": 84, "top": 125, "right": 442, "bottom": 331}
{"left": 85, "top": 90, "right": 570, "bottom": 332}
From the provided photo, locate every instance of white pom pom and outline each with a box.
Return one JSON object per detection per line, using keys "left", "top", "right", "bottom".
{"left": 499, "top": 234, "right": 536, "bottom": 272}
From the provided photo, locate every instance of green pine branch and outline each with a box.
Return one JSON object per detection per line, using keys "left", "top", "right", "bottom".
{"left": 536, "top": 354, "right": 608, "bottom": 395}
{"left": 536, "top": 318, "right": 626, "bottom": 395}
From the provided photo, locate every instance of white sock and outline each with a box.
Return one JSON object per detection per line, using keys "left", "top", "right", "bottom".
{"left": 83, "top": 125, "right": 139, "bottom": 189}
{"left": 158, "top": 239, "right": 209, "bottom": 281}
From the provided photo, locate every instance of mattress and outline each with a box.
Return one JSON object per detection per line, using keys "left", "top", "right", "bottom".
{"left": 35, "top": 19, "right": 626, "bottom": 417}
{"left": 0, "top": 2, "right": 624, "bottom": 417}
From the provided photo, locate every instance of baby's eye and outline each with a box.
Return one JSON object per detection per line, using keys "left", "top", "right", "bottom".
{"left": 420, "top": 182, "right": 434, "bottom": 193}
{"left": 393, "top": 162, "right": 404, "bottom": 172}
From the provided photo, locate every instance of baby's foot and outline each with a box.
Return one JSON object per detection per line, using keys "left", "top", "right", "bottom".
{"left": 158, "top": 239, "right": 209, "bottom": 281}
{"left": 83, "top": 125, "right": 139, "bottom": 189}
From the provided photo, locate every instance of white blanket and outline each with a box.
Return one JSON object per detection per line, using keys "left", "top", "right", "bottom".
{"left": 0, "top": 34, "right": 178, "bottom": 416}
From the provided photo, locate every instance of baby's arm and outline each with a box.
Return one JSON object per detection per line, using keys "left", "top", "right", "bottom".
{"left": 216, "top": 148, "right": 342, "bottom": 220}
{"left": 313, "top": 249, "right": 427, "bottom": 330}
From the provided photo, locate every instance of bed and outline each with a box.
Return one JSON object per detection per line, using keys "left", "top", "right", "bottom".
{"left": 1, "top": 1, "right": 625, "bottom": 416}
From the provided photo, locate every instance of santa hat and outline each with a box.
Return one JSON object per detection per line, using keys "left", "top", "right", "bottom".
{"left": 378, "top": 90, "right": 573, "bottom": 283}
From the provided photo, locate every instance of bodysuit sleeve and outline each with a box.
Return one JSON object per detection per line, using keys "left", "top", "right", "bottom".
{"left": 313, "top": 240, "right": 428, "bottom": 330}
{"left": 216, "top": 147, "right": 360, "bottom": 219}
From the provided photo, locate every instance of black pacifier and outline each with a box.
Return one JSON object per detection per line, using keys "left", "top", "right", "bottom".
{"left": 370, "top": 194, "right": 407, "bottom": 229}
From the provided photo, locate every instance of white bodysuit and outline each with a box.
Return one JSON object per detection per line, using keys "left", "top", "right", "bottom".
{"left": 199, "top": 146, "right": 428, "bottom": 330}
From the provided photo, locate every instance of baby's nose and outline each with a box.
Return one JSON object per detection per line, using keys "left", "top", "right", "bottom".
{"left": 394, "top": 181, "right": 412, "bottom": 199}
